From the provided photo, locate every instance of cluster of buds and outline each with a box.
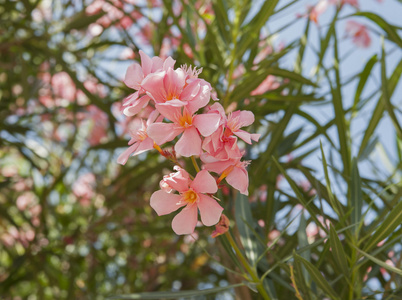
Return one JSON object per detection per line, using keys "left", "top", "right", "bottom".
{"left": 118, "top": 51, "right": 260, "bottom": 235}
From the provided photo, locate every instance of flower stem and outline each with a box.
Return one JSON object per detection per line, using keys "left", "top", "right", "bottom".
{"left": 225, "top": 232, "right": 271, "bottom": 300}
{"left": 191, "top": 156, "right": 201, "bottom": 173}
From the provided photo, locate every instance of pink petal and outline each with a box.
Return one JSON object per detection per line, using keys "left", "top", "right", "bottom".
{"left": 122, "top": 91, "right": 139, "bottom": 107}
{"left": 174, "top": 126, "right": 202, "bottom": 157}
{"left": 142, "top": 71, "right": 167, "bottom": 102}
{"left": 193, "top": 112, "right": 221, "bottom": 137}
{"left": 172, "top": 204, "right": 198, "bottom": 235}
{"left": 155, "top": 104, "right": 182, "bottom": 122}
{"left": 186, "top": 81, "right": 211, "bottom": 114}
{"left": 163, "top": 168, "right": 191, "bottom": 193}
{"left": 157, "top": 99, "right": 188, "bottom": 107}
{"left": 139, "top": 50, "right": 152, "bottom": 75}
{"left": 234, "top": 130, "right": 252, "bottom": 144}
{"left": 198, "top": 194, "right": 223, "bottom": 226}
{"left": 180, "top": 80, "right": 201, "bottom": 101}
{"left": 236, "top": 110, "right": 255, "bottom": 127}
{"left": 163, "top": 56, "right": 176, "bottom": 70}
{"left": 202, "top": 160, "right": 233, "bottom": 174}
{"left": 147, "top": 123, "right": 182, "bottom": 145}
{"left": 191, "top": 170, "right": 218, "bottom": 194}
{"left": 134, "top": 137, "right": 154, "bottom": 155}
{"left": 146, "top": 109, "right": 160, "bottom": 126}
{"left": 124, "top": 63, "right": 143, "bottom": 90}
{"left": 117, "top": 143, "right": 140, "bottom": 165}
{"left": 164, "top": 68, "right": 186, "bottom": 99}
{"left": 150, "top": 56, "right": 164, "bottom": 73}
{"left": 251, "top": 133, "right": 261, "bottom": 142}
{"left": 226, "top": 166, "right": 249, "bottom": 195}
{"left": 123, "top": 95, "right": 150, "bottom": 117}
{"left": 150, "top": 190, "right": 184, "bottom": 215}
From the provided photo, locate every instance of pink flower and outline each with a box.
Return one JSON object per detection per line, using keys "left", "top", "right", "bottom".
{"left": 150, "top": 169, "right": 223, "bottom": 235}
{"left": 206, "top": 103, "right": 260, "bottom": 144}
{"left": 345, "top": 20, "right": 371, "bottom": 48}
{"left": 147, "top": 105, "right": 220, "bottom": 157}
{"left": 226, "top": 111, "right": 260, "bottom": 144}
{"left": 123, "top": 50, "right": 175, "bottom": 116}
{"left": 51, "top": 72, "right": 76, "bottom": 102}
{"left": 141, "top": 66, "right": 212, "bottom": 112}
{"left": 117, "top": 110, "right": 162, "bottom": 164}
{"left": 203, "top": 158, "right": 250, "bottom": 195}
{"left": 309, "top": 0, "right": 329, "bottom": 24}
{"left": 330, "top": 0, "right": 359, "bottom": 8}
{"left": 251, "top": 75, "right": 280, "bottom": 95}
{"left": 201, "top": 125, "right": 243, "bottom": 163}
{"left": 86, "top": 105, "right": 108, "bottom": 146}
{"left": 72, "top": 173, "right": 96, "bottom": 206}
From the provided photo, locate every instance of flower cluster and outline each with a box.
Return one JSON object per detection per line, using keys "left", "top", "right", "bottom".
{"left": 118, "top": 51, "right": 260, "bottom": 234}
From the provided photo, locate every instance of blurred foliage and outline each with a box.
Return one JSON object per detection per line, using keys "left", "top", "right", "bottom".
{"left": 0, "top": 0, "right": 401, "bottom": 299}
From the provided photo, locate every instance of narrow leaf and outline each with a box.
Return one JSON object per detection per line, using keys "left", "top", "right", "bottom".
{"left": 364, "top": 200, "right": 402, "bottom": 252}
{"left": 107, "top": 283, "right": 245, "bottom": 299}
{"left": 350, "top": 158, "right": 362, "bottom": 236}
{"left": 294, "top": 254, "right": 340, "bottom": 300}
{"left": 353, "top": 246, "right": 402, "bottom": 276}
{"left": 234, "top": 193, "right": 259, "bottom": 265}
{"left": 329, "top": 225, "right": 349, "bottom": 277}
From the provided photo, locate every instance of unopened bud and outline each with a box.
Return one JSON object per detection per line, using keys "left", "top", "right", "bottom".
{"left": 211, "top": 214, "right": 230, "bottom": 238}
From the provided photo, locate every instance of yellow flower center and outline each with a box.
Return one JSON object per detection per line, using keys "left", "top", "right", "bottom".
{"left": 166, "top": 92, "right": 178, "bottom": 101}
{"left": 182, "top": 189, "right": 198, "bottom": 204}
{"left": 178, "top": 110, "right": 193, "bottom": 128}
{"left": 136, "top": 129, "right": 148, "bottom": 141}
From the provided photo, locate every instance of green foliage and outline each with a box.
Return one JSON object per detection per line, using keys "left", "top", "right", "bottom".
{"left": 1, "top": 0, "right": 401, "bottom": 299}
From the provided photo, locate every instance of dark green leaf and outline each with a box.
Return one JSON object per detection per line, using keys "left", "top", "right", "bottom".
{"left": 107, "top": 283, "right": 245, "bottom": 299}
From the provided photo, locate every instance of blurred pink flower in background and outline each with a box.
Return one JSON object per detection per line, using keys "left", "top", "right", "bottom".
{"left": 86, "top": 105, "right": 109, "bottom": 146}
{"left": 51, "top": 72, "right": 76, "bottom": 103}
{"left": 72, "top": 173, "right": 96, "bottom": 206}
{"left": 86, "top": 0, "right": 139, "bottom": 30}
{"left": 309, "top": 0, "right": 329, "bottom": 24}
{"left": 251, "top": 75, "right": 280, "bottom": 95}
{"left": 345, "top": 20, "right": 371, "bottom": 48}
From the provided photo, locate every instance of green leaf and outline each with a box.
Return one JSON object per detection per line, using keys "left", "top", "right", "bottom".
{"left": 63, "top": 11, "right": 106, "bottom": 32}
{"left": 352, "top": 54, "right": 377, "bottom": 118}
{"left": 350, "top": 158, "right": 362, "bottom": 236}
{"left": 353, "top": 246, "right": 402, "bottom": 276}
{"left": 380, "top": 39, "right": 402, "bottom": 139}
{"left": 89, "top": 140, "right": 127, "bottom": 150}
{"left": 329, "top": 225, "right": 349, "bottom": 277}
{"left": 267, "top": 67, "right": 318, "bottom": 87}
{"left": 254, "top": 93, "right": 324, "bottom": 103}
{"left": 234, "top": 193, "right": 259, "bottom": 265}
{"left": 363, "top": 200, "right": 402, "bottom": 252}
{"left": 358, "top": 57, "right": 402, "bottom": 157}
{"left": 297, "top": 213, "right": 311, "bottom": 282}
{"left": 107, "top": 283, "right": 245, "bottom": 299}
{"left": 293, "top": 253, "right": 313, "bottom": 300}
{"left": 294, "top": 254, "right": 341, "bottom": 300}
{"left": 272, "top": 158, "right": 326, "bottom": 233}
{"left": 277, "top": 127, "right": 303, "bottom": 156}
{"left": 217, "top": 234, "right": 244, "bottom": 271}
{"left": 332, "top": 29, "right": 351, "bottom": 176}
{"left": 320, "top": 142, "right": 344, "bottom": 219}
{"left": 236, "top": 0, "right": 280, "bottom": 59}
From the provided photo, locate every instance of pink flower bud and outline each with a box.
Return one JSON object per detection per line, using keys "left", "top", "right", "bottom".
{"left": 211, "top": 214, "right": 230, "bottom": 238}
